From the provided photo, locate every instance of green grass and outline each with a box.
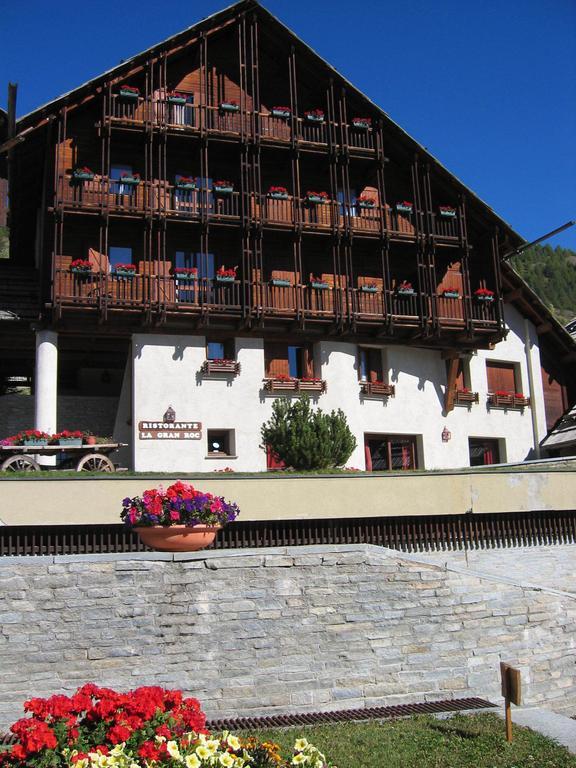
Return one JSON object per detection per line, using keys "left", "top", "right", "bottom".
{"left": 245, "top": 713, "right": 576, "bottom": 768}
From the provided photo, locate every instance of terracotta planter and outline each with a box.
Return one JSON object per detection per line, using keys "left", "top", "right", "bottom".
{"left": 134, "top": 525, "right": 220, "bottom": 552}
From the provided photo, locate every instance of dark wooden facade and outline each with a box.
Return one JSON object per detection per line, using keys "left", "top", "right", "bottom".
{"left": 4, "top": 0, "right": 511, "bottom": 352}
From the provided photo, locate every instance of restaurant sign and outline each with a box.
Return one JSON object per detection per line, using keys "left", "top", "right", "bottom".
{"left": 138, "top": 420, "right": 202, "bottom": 440}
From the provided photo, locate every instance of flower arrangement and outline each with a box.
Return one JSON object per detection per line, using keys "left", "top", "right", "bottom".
{"left": 121, "top": 480, "right": 239, "bottom": 528}
{"left": 267, "top": 186, "right": 289, "bottom": 198}
{"left": 310, "top": 274, "right": 329, "bottom": 289}
{"left": 167, "top": 91, "right": 188, "bottom": 104}
{"left": 175, "top": 176, "right": 197, "bottom": 189}
{"left": 493, "top": 390, "right": 512, "bottom": 397}
{"left": 396, "top": 280, "right": 414, "bottom": 295}
{"left": 70, "top": 259, "right": 92, "bottom": 273}
{"left": 271, "top": 106, "right": 291, "bottom": 118}
{"left": 395, "top": 201, "right": 413, "bottom": 213}
{"left": 119, "top": 85, "right": 139, "bottom": 95}
{"left": 439, "top": 205, "right": 457, "bottom": 217}
{"left": 216, "top": 266, "right": 237, "bottom": 279}
{"left": 357, "top": 195, "right": 376, "bottom": 208}
{"left": 442, "top": 289, "right": 460, "bottom": 298}
{"left": 351, "top": 117, "right": 371, "bottom": 128}
{"left": 474, "top": 288, "right": 494, "bottom": 297}
{"left": 304, "top": 108, "right": 325, "bottom": 122}
{"left": 172, "top": 267, "right": 198, "bottom": 279}
{"left": 72, "top": 167, "right": 95, "bottom": 182}
{"left": 219, "top": 100, "right": 239, "bottom": 112}
{"left": 53, "top": 430, "right": 83, "bottom": 440}
{"left": 213, "top": 180, "right": 234, "bottom": 194}
{"left": 114, "top": 263, "right": 137, "bottom": 273}
{"left": 0, "top": 686, "right": 335, "bottom": 768}
{"left": 5, "top": 430, "right": 52, "bottom": 446}
{"left": 305, "top": 190, "right": 329, "bottom": 204}
{"left": 120, "top": 172, "right": 140, "bottom": 185}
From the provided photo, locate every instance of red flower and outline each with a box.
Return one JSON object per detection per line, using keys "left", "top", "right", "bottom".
{"left": 155, "top": 724, "right": 172, "bottom": 739}
{"left": 107, "top": 724, "right": 132, "bottom": 744}
{"left": 139, "top": 742, "right": 161, "bottom": 761}
{"left": 71, "top": 753, "right": 89, "bottom": 763}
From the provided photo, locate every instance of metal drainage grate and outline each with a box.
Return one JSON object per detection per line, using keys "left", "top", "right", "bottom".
{"left": 206, "top": 697, "right": 496, "bottom": 731}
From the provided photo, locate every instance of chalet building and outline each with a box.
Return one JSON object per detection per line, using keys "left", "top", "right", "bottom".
{"left": 0, "top": 0, "right": 574, "bottom": 472}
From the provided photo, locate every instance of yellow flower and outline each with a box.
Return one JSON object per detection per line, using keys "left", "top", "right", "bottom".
{"left": 219, "top": 754, "right": 235, "bottom": 768}
{"left": 294, "top": 739, "right": 309, "bottom": 752}
{"left": 185, "top": 756, "right": 200, "bottom": 768}
{"left": 195, "top": 745, "right": 211, "bottom": 760}
{"left": 292, "top": 755, "right": 308, "bottom": 765}
{"left": 166, "top": 741, "right": 182, "bottom": 761}
{"left": 226, "top": 736, "right": 241, "bottom": 751}
{"left": 205, "top": 739, "right": 220, "bottom": 755}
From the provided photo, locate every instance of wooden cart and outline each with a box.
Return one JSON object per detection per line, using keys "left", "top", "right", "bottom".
{"left": 0, "top": 443, "right": 127, "bottom": 472}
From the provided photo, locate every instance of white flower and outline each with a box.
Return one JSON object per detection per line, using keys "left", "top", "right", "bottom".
{"left": 185, "top": 756, "right": 200, "bottom": 768}
{"left": 195, "top": 745, "right": 211, "bottom": 760}
{"left": 226, "top": 735, "right": 241, "bottom": 751}
{"left": 166, "top": 741, "right": 182, "bottom": 761}
{"left": 294, "top": 739, "right": 309, "bottom": 752}
{"left": 219, "top": 754, "right": 235, "bottom": 768}
{"left": 292, "top": 755, "right": 309, "bottom": 765}
{"left": 205, "top": 739, "right": 220, "bottom": 755}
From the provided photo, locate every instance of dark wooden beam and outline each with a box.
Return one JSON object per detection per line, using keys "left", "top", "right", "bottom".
{"left": 536, "top": 322, "right": 553, "bottom": 334}
{"left": 444, "top": 357, "right": 459, "bottom": 414}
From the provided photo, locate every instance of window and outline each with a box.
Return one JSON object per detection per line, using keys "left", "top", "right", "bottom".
{"left": 207, "top": 339, "right": 235, "bottom": 360}
{"left": 207, "top": 429, "right": 235, "bottom": 457}
{"left": 264, "top": 342, "right": 313, "bottom": 378}
{"left": 364, "top": 434, "right": 418, "bottom": 471}
{"left": 359, "top": 347, "right": 384, "bottom": 382}
{"left": 486, "top": 361, "right": 519, "bottom": 394}
{"left": 109, "top": 246, "right": 133, "bottom": 268}
{"left": 110, "top": 164, "right": 135, "bottom": 195}
{"left": 469, "top": 438, "right": 502, "bottom": 466}
{"left": 174, "top": 251, "right": 214, "bottom": 279}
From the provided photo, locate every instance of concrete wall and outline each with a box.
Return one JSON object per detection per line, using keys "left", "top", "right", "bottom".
{"left": 1, "top": 464, "right": 575, "bottom": 526}
{"left": 1, "top": 543, "right": 575, "bottom": 731}
{"left": 132, "top": 304, "right": 545, "bottom": 473}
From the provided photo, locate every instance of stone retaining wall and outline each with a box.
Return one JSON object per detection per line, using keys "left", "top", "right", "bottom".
{"left": 1, "top": 544, "right": 575, "bottom": 729}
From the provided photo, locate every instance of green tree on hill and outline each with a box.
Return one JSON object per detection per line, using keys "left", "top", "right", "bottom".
{"left": 511, "top": 244, "right": 576, "bottom": 326}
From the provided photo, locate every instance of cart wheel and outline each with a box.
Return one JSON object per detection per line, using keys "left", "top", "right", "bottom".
{"left": 1, "top": 455, "right": 41, "bottom": 472}
{"left": 76, "top": 454, "right": 115, "bottom": 472}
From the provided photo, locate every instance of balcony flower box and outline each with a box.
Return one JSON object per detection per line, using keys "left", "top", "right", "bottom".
{"left": 167, "top": 92, "right": 188, "bottom": 105}
{"left": 270, "top": 278, "right": 291, "bottom": 287}
{"left": 396, "top": 282, "right": 415, "bottom": 297}
{"left": 352, "top": 117, "right": 371, "bottom": 130}
{"left": 360, "top": 381, "right": 395, "bottom": 397}
{"left": 175, "top": 177, "right": 197, "bottom": 190}
{"left": 118, "top": 85, "right": 140, "bottom": 101}
{"left": 219, "top": 101, "right": 239, "bottom": 113}
{"left": 304, "top": 109, "right": 325, "bottom": 123}
{"left": 268, "top": 186, "right": 289, "bottom": 200}
{"left": 263, "top": 376, "right": 326, "bottom": 394}
{"left": 305, "top": 191, "right": 329, "bottom": 205}
{"left": 474, "top": 288, "right": 495, "bottom": 303}
{"left": 271, "top": 106, "right": 291, "bottom": 119}
{"left": 70, "top": 259, "right": 92, "bottom": 276}
{"left": 173, "top": 268, "right": 198, "bottom": 281}
{"left": 488, "top": 392, "right": 531, "bottom": 409}
{"left": 201, "top": 359, "right": 241, "bottom": 376}
{"left": 213, "top": 181, "right": 234, "bottom": 195}
{"left": 357, "top": 196, "right": 376, "bottom": 209}
{"left": 439, "top": 206, "right": 457, "bottom": 218}
{"left": 120, "top": 173, "right": 140, "bottom": 186}
{"left": 360, "top": 285, "right": 378, "bottom": 293}
{"left": 216, "top": 266, "right": 237, "bottom": 283}
{"left": 396, "top": 201, "right": 413, "bottom": 214}
{"left": 72, "top": 167, "right": 95, "bottom": 182}
{"left": 454, "top": 389, "right": 479, "bottom": 406}
{"left": 114, "top": 263, "right": 137, "bottom": 278}
{"left": 442, "top": 290, "right": 460, "bottom": 299}
{"left": 310, "top": 279, "right": 330, "bottom": 290}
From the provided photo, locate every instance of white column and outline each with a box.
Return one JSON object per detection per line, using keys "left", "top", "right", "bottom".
{"left": 35, "top": 331, "right": 58, "bottom": 465}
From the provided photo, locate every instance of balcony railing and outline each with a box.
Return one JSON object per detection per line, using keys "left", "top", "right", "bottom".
{"left": 53, "top": 266, "right": 501, "bottom": 333}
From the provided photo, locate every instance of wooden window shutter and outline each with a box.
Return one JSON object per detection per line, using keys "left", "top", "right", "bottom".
{"left": 486, "top": 361, "right": 516, "bottom": 393}
{"left": 264, "top": 342, "right": 289, "bottom": 377}
{"left": 303, "top": 344, "right": 314, "bottom": 378}
{"left": 368, "top": 349, "right": 383, "bottom": 382}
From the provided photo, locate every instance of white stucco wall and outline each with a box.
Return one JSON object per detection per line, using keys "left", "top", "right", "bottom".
{"left": 131, "top": 305, "right": 545, "bottom": 472}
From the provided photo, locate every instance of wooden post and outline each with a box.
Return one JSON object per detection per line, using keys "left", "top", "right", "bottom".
{"left": 500, "top": 662, "right": 522, "bottom": 743}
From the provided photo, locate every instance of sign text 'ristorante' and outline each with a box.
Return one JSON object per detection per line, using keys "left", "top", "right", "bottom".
{"left": 138, "top": 421, "right": 202, "bottom": 440}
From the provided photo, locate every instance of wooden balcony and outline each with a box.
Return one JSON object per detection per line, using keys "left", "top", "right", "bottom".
{"left": 359, "top": 381, "right": 395, "bottom": 397}
{"left": 487, "top": 393, "right": 530, "bottom": 409}
{"left": 263, "top": 377, "right": 327, "bottom": 394}
{"left": 52, "top": 264, "right": 501, "bottom": 338}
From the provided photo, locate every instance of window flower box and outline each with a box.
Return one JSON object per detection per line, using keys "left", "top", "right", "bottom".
{"left": 352, "top": 117, "right": 371, "bottom": 129}
{"left": 213, "top": 181, "right": 234, "bottom": 195}
{"left": 219, "top": 101, "right": 239, "bottom": 113}
{"left": 454, "top": 389, "right": 479, "bottom": 406}
{"left": 488, "top": 392, "right": 530, "bottom": 409}
{"left": 120, "top": 173, "right": 140, "bottom": 186}
{"left": 270, "top": 278, "right": 291, "bottom": 287}
{"left": 263, "top": 377, "right": 326, "bottom": 393}
{"left": 118, "top": 85, "right": 140, "bottom": 100}
{"left": 439, "top": 206, "right": 457, "bottom": 218}
{"left": 396, "top": 282, "right": 415, "bottom": 297}
{"left": 201, "top": 359, "right": 241, "bottom": 376}
{"left": 268, "top": 186, "right": 289, "bottom": 200}
{"left": 360, "top": 285, "right": 378, "bottom": 293}
{"left": 310, "top": 280, "right": 330, "bottom": 290}
{"left": 216, "top": 266, "right": 237, "bottom": 283}
{"left": 167, "top": 92, "right": 188, "bottom": 105}
{"left": 304, "top": 109, "right": 325, "bottom": 123}
{"left": 395, "top": 201, "right": 413, "bottom": 214}
{"left": 175, "top": 177, "right": 197, "bottom": 190}
{"left": 72, "top": 167, "right": 95, "bottom": 182}
{"left": 305, "top": 191, "right": 329, "bottom": 205}
{"left": 23, "top": 439, "right": 49, "bottom": 447}
{"left": 357, "top": 196, "right": 376, "bottom": 209}
{"left": 114, "top": 263, "right": 137, "bottom": 278}
{"left": 70, "top": 259, "right": 92, "bottom": 275}
{"left": 360, "top": 381, "right": 395, "bottom": 397}
{"left": 271, "top": 106, "right": 291, "bottom": 119}
{"left": 442, "top": 290, "right": 460, "bottom": 299}
{"left": 173, "top": 268, "right": 198, "bottom": 281}
{"left": 474, "top": 288, "right": 495, "bottom": 303}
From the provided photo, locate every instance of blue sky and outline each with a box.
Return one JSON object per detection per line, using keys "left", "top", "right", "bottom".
{"left": 1, "top": 0, "right": 575, "bottom": 249}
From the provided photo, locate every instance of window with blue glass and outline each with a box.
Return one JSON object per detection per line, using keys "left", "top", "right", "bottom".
{"left": 110, "top": 164, "right": 135, "bottom": 195}
{"left": 109, "top": 246, "right": 133, "bottom": 268}
{"left": 288, "top": 346, "right": 306, "bottom": 378}
{"left": 174, "top": 251, "right": 215, "bottom": 279}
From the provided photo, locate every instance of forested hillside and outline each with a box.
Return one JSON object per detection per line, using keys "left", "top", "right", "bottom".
{"left": 0, "top": 226, "right": 8, "bottom": 259}
{"left": 511, "top": 244, "right": 576, "bottom": 326}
